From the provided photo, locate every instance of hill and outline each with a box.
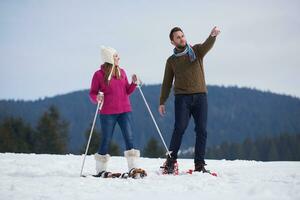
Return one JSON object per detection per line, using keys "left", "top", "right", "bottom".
{"left": 0, "top": 85, "right": 300, "bottom": 153}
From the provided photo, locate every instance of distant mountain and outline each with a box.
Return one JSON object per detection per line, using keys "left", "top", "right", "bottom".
{"left": 1, "top": 85, "right": 300, "bottom": 154}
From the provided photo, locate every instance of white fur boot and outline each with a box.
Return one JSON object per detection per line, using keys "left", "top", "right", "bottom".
{"left": 124, "top": 149, "right": 140, "bottom": 171}
{"left": 94, "top": 153, "right": 110, "bottom": 174}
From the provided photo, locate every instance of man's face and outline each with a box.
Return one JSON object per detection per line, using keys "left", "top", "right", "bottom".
{"left": 171, "top": 31, "right": 187, "bottom": 49}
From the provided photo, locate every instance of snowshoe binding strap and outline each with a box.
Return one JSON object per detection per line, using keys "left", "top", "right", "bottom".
{"left": 194, "top": 163, "right": 210, "bottom": 173}
{"left": 128, "top": 168, "right": 147, "bottom": 179}
{"left": 121, "top": 173, "right": 129, "bottom": 179}
{"left": 93, "top": 171, "right": 122, "bottom": 178}
{"left": 161, "top": 159, "right": 179, "bottom": 175}
{"left": 93, "top": 170, "right": 107, "bottom": 178}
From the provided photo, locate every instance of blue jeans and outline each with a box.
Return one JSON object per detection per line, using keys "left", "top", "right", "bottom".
{"left": 98, "top": 112, "right": 134, "bottom": 155}
{"left": 169, "top": 93, "right": 208, "bottom": 164}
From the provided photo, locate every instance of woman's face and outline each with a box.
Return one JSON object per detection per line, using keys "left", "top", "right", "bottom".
{"left": 113, "top": 53, "right": 120, "bottom": 66}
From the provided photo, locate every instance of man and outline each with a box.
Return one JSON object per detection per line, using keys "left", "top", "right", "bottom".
{"left": 159, "top": 26, "right": 220, "bottom": 174}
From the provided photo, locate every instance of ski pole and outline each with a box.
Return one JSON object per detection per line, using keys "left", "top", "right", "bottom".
{"left": 80, "top": 91, "right": 104, "bottom": 177}
{"left": 137, "top": 84, "right": 172, "bottom": 158}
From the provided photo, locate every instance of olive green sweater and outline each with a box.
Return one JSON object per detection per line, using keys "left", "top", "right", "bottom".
{"left": 159, "top": 35, "right": 216, "bottom": 105}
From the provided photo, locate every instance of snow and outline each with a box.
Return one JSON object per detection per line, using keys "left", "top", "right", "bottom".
{"left": 0, "top": 153, "right": 299, "bottom": 200}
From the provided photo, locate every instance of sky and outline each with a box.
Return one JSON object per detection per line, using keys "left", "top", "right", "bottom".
{"left": 0, "top": 0, "right": 299, "bottom": 100}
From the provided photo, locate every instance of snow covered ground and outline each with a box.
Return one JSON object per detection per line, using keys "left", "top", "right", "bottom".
{"left": 0, "top": 153, "right": 299, "bottom": 200}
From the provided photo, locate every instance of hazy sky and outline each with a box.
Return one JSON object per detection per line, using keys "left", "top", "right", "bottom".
{"left": 1, "top": 0, "right": 299, "bottom": 100}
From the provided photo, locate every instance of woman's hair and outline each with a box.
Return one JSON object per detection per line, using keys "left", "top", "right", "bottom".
{"left": 103, "top": 62, "right": 121, "bottom": 84}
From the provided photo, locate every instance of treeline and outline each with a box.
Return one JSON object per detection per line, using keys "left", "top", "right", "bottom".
{"left": 0, "top": 105, "right": 69, "bottom": 154}
{"left": 1, "top": 104, "right": 299, "bottom": 161}
{"left": 205, "top": 133, "right": 300, "bottom": 161}
{"left": 0, "top": 104, "right": 165, "bottom": 157}
{"left": 149, "top": 133, "right": 300, "bottom": 161}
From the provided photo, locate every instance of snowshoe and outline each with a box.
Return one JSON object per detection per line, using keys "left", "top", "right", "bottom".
{"left": 128, "top": 168, "right": 147, "bottom": 179}
{"left": 160, "top": 156, "right": 179, "bottom": 175}
{"left": 194, "top": 163, "right": 217, "bottom": 176}
{"left": 92, "top": 171, "right": 122, "bottom": 178}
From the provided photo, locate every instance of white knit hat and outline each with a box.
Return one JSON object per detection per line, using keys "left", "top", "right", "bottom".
{"left": 101, "top": 46, "right": 117, "bottom": 65}
{"left": 100, "top": 46, "right": 120, "bottom": 81}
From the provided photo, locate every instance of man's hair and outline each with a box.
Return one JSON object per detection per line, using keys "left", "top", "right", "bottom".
{"left": 169, "top": 27, "right": 183, "bottom": 41}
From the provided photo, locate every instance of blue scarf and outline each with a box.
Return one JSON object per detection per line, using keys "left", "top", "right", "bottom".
{"left": 173, "top": 44, "right": 196, "bottom": 62}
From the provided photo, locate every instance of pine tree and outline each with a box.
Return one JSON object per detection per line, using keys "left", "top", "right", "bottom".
{"left": 0, "top": 117, "right": 34, "bottom": 153}
{"left": 109, "top": 141, "right": 120, "bottom": 156}
{"left": 143, "top": 137, "right": 165, "bottom": 158}
{"left": 267, "top": 141, "right": 279, "bottom": 161}
{"left": 249, "top": 145, "right": 259, "bottom": 160}
{"left": 242, "top": 138, "right": 253, "bottom": 159}
{"left": 81, "top": 124, "right": 101, "bottom": 155}
{"left": 34, "top": 105, "right": 69, "bottom": 154}
{"left": 220, "top": 141, "right": 230, "bottom": 159}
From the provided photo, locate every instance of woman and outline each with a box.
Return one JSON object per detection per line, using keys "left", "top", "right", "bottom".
{"left": 89, "top": 46, "right": 145, "bottom": 178}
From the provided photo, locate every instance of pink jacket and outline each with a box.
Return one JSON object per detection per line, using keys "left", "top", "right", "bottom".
{"left": 89, "top": 64, "right": 137, "bottom": 114}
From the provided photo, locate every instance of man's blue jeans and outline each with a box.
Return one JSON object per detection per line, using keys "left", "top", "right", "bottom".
{"left": 169, "top": 93, "right": 208, "bottom": 164}
{"left": 98, "top": 112, "right": 134, "bottom": 155}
